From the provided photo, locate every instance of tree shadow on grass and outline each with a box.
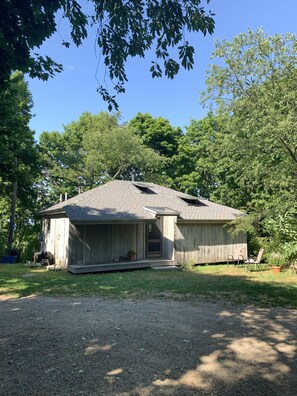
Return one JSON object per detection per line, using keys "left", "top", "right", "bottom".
{"left": 1, "top": 266, "right": 297, "bottom": 308}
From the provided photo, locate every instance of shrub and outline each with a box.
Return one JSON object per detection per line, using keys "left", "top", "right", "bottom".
{"left": 180, "top": 259, "right": 196, "bottom": 271}
{"left": 283, "top": 242, "right": 297, "bottom": 266}
{"left": 268, "top": 252, "right": 284, "bottom": 267}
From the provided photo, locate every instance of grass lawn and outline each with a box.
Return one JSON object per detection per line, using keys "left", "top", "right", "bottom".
{"left": 0, "top": 263, "right": 297, "bottom": 308}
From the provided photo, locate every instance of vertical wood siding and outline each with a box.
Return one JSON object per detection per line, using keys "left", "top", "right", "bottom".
{"left": 136, "top": 223, "right": 146, "bottom": 260}
{"left": 111, "top": 224, "right": 137, "bottom": 260}
{"left": 69, "top": 223, "right": 84, "bottom": 265}
{"left": 174, "top": 223, "right": 247, "bottom": 265}
{"left": 162, "top": 216, "right": 177, "bottom": 260}
{"left": 47, "top": 218, "right": 247, "bottom": 267}
{"left": 69, "top": 223, "right": 144, "bottom": 265}
{"left": 43, "top": 217, "right": 69, "bottom": 268}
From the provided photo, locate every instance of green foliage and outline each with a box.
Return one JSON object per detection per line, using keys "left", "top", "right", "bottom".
{"left": 180, "top": 259, "right": 196, "bottom": 271}
{"left": 266, "top": 210, "right": 297, "bottom": 266}
{"left": 39, "top": 111, "right": 163, "bottom": 202}
{"left": 283, "top": 243, "right": 297, "bottom": 266}
{"left": 267, "top": 252, "right": 285, "bottom": 267}
{"left": 0, "top": 194, "right": 9, "bottom": 256}
{"left": 0, "top": 72, "right": 36, "bottom": 182}
{"left": 171, "top": 113, "right": 220, "bottom": 197}
{"left": 201, "top": 28, "right": 297, "bottom": 248}
{"left": 129, "top": 112, "right": 182, "bottom": 185}
{"left": 129, "top": 113, "right": 182, "bottom": 158}
{"left": 0, "top": 73, "right": 40, "bottom": 259}
{"left": 0, "top": 1, "right": 65, "bottom": 83}
{"left": 265, "top": 210, "right": 297, "bottom": 244}
{"left": 0, "top": 1, "right": 215, "bottom": 109}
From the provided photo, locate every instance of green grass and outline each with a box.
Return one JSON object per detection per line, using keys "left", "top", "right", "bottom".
{"left": 1, "top": 263, "right": 297, "bottom": 308}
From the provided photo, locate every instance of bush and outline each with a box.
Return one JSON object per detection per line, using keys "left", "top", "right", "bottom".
{"left": 283, "top": 242, "right": 297, "bottom": 266}
{"left": 268, "top": 252, "right": 285, "bottom": 267}
{"left": 180, "top": 260, "right": 196, "bottom": 271}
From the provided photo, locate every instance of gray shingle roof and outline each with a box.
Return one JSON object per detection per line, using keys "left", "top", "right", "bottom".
{"left": 41, "top": 180, "right": 244, "bottom": 222}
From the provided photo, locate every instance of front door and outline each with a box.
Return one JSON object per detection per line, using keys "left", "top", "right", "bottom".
{"left": 147, "top": 222, "right": 162, "bottom": 258}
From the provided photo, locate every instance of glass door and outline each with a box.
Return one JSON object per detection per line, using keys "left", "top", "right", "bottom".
{"left": 147, "top": 222, "right": 162, "bottom": 258}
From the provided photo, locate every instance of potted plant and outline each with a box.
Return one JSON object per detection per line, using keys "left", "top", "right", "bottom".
{"left": 128, "top": 249, "right": 136, "bottom": 261}
{"left": 269, "top": 252, "right": 285, "bottom": 273}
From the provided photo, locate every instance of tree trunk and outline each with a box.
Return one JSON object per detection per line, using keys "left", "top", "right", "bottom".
{"left": 7, "top": 181, "right": 18, "bottom": 251}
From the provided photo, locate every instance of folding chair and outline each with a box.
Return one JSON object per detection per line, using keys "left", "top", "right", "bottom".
{"left": 245, "top": 248, "right": 264, "bottom": 271}
{"left": 227, "top": 248, "right": 246, "bottom": 266}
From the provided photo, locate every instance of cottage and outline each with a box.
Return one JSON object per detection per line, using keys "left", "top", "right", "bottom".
{"left": 40, "top": 181, "right": 247, "bottom": 273}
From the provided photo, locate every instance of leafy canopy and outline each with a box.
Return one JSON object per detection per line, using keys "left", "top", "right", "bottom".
{"left": 129, "top": 112, "right": 183, "bottom": 186}
{"left": 39, "top": 111, "right": 163, "bottom": 201}
{"left": 0, "top": 0, "right": 215, "bottom": 109}
{"left": 171, "top": 114, "right": 219, "bottom": 197}
{"left": 0, "top": 72, "right": 40, "bottom": 259}
{"left": 0, "top": 72, "right": 38, "bottom": 184}
{"left": 202, "top": 28, "right": 297, "bottom": 243}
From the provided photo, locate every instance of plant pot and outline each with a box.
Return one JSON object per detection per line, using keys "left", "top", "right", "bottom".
{"left": 129, "top": 254, "right": 136, "bottom": 261}
{"left": 271, "top": 265, "right": 282, "bottom": 274}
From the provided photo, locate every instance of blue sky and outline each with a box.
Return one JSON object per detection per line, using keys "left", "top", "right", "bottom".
{"left": 28, "top": 0, "right": 297, "bottom": 139}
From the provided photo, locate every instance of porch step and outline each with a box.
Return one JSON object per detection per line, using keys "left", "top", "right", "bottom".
{"left": 68, "top": 259, "right": 174, "bottom": 274}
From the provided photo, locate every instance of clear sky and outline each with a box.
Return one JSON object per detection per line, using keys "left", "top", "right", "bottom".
{"left": 28, "top": 0, "right": 297, "bottom": 139}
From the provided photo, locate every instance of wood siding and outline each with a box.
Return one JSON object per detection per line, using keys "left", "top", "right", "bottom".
{"left": 44, "top": 217, "right": 247, "bottom": 268}
{"left": 174, "top": 223, "right": 247, "bottom": 265}
{"left": 69, "top": 222, "right": 84, "bottom": 265}
{"left": 43, "top": 217, "right": 69, "bottom": 268}
{"left": 161, "top": 216, "right": 177, "bottom": 260}
{"left": 69, "top": 223, "right": 146, "bottom": 265}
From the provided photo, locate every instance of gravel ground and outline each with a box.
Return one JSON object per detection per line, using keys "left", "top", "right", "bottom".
{"left": 0, "top": 296, "right": 297, "bottom": 396}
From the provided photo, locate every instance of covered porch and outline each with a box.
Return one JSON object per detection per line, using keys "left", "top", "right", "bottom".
{"left": 67, "top": 214, "right": 177, "bottom": 270}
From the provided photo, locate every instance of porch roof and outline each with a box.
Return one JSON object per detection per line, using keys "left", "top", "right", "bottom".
{"left": 144, "top": 206, "right": 181, "bottom": 216}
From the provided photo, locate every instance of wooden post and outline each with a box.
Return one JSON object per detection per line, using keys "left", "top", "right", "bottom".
{"left": 83, "top": 225, "right": 86, "bottom": 265}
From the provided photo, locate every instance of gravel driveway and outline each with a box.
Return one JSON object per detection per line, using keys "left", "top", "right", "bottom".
{"left": 0, "top": 296, "right": 297, "bottom": 395}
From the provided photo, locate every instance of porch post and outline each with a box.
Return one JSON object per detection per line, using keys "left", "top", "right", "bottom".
{"left": 162, "top": 215, "right": 177, "bottom": 260}
{"left": 83, "top": 224, "right": 86, "bottom": 265}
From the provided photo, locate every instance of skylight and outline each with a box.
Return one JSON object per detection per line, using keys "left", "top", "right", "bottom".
{"left": 179, "top": 197, "right": 206, "bottom": 206}
{"left": 133, "top": 184, "right": 156, "bottom": 194}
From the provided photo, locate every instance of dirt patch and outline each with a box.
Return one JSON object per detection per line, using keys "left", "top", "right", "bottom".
{"left": 0, "top": 296, "right": 297, "bottom": 395}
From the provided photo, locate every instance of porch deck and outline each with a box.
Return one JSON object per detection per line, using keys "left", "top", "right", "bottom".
{"left": 68, "top": 259, "right": 176, "bottom": 274}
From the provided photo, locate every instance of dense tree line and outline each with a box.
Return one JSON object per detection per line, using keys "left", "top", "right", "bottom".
{"left": 0, "top": 72, "right": 40, "bottom": 258}
{"left": 1, "top": 29, "right": 297, "bottom": 263}
{"left": 202, "top": 29, "right": 297, "bottom": 260}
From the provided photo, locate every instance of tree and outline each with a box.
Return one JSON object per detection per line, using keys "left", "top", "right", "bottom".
{"left": 202, "top": 28, "right": 297, "bottom": 241}
{"left": 171, "top": 114, "right": 221, "bottom": 197}
{"left": 0, "top": 1, "right": 215, "bottom": 109}
{"left": 129, "top": 112, "right": 182, "bottom": 185}
{"left": 39, "top": 111, "right": 163, "bottom": 201}
{"left": 129, "top": 113, "right": 182, "bottom": 157}
{"left": 0, "top": 72, "right": 39, "bottom": 258}
{"left": 0, "top": 72, "right": 35, "bottom": 181}
{"left": 83, "top": 114, "right": 163, "bottom": 182}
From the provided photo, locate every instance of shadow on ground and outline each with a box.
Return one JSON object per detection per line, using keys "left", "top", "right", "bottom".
{"left": 0, "top": 292, "right": 297, "bottom": 395}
